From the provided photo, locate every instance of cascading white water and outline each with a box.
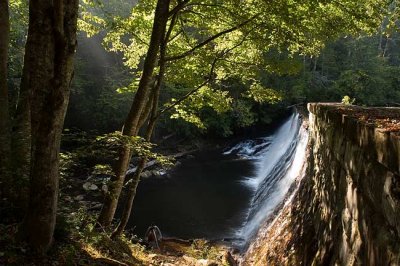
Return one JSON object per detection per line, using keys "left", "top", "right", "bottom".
{"left": 223, "top": 112, "right": 308, "bottom": 246}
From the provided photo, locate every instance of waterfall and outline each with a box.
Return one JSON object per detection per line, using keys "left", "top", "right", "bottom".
{"left": 223, "top": 112, "right": 308, "bottom": 247}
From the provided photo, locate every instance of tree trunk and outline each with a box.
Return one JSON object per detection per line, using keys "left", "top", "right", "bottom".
{"left": 97, "top": 0, "right": 171, "bottom": 227}
{"left": 111, "top": 10, "right": 174, "bottom": 236}
{"left": 382, "top": 36, "right": 390, "bottom": 58}
{"left": 22, "top": 0, "right": 78, "bottom": 254}
{"left": 10, "top": 79, "right": 31, "bottom": 204}
{"left": 111, "top": 87, "right": 162, "bottom": 238}
{"left": 0, "top": 0, "right": 11, "bottom": 198}
{"left": 111, "top": 158, "right": 146, "bottom": 238}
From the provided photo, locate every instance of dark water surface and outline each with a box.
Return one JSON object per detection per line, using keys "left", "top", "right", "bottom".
{"left": 127, "top": 112, "right": 307, "bottom": 248}
{"left": 129, "top": 151, "right": 255, "bottom": 239}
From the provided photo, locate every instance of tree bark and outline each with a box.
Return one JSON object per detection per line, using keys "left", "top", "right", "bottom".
{"left": 22, "top": 0, "right": 78, "bottom": 254}
{"left": 111, "top": 90, "right": 162, "bottom": 238}
{"left": 0, "top": 0, "right": 11, "bottom": 198}
{"left": 111, "top": 85, "right": 162, "bottom": 238}
{"left": 97, "top": 0, "right": 171, "bottom": 227}
{"left": 111, "top": 10, "right": 175, "bottom": 237}
{"left": 110, "top": 158, "right": 146, "bottom": 238}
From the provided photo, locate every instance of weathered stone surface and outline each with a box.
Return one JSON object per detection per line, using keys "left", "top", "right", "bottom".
{"left": 82, "top": 182, "right": 98, "bottom": 191}
{"left": 141, "top": 170, "right": 152, "bottom": 178}
{"left": 243, "top": 103, "right": 400, "bottom": 266}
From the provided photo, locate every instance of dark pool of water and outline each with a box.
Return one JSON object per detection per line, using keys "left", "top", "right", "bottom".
{"left": 128, "top": 150, "right": 255, "bottom": 240}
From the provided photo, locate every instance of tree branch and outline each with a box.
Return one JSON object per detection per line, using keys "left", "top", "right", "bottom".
{"left": 156, "top": 53, "right": 219, "bottom": 118}
{"left": 331, "top": 0, "right": 379, "bottom": 21}
{"left": 184, "top": 2, "right": 238, "bottom": 17}
{"left": 165, "top": 13, "right": 260, "bottom": 62}
{"left": 157, "top": 27, "right": 254, "bottom": 118}
{"left": 167, "top": 29, "right": 183, "bottom": 44}
{"left": 165, "top": 8, "right": 179, "bottom": 44}
{"left": 168, "top": 0, "right": 190, "bottom": 17}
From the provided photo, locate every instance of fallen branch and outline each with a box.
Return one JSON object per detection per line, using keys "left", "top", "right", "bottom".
{"left": 171, "top": 149, "right": 198, "bottom": 159}
{"left": 126, "top": 149, "right": 198, "bottom": 176}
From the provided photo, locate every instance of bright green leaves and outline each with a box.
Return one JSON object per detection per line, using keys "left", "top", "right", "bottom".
{"left": 8, "top": 0, "right": 28, "bottom": 83}
{"left": 242, "top": 0, "right": 385, "bottom": 58}
{"left": 96, "top": 133, "right": 152, "bottom": 157}
{"left": 9, "top": 0, "right": 27, "bottom": 20}
{"left": 100, "top": 1, "right": 157, "bottom": 70}
{"left": 379, "top": 0, "right": 399, "bottom": 51}
{"left": 78, "top": 11, "right": 106, "bottom": 37}
{"left": 171, "top": 108, "right": 206, "bottom": 129}
{"left": 96, "top": 132, "right": 172, "bottom": 166}
{"left": 78, "top": 0, "right": 107, "bottom": 37}
{"left": 342, "top": 95, "right": 356, "bottom": 105}
{"left": 103, "top": 23, "right": 149, "bottom": 71}
{"left": 245, "top": 82, "right": 283, "bottom": 104}
{"left": 115, "top": 78, "right": 140, "bottom": 94}
{"left": 194, "top": 87, "right": 232, "bottom": 114}
{"left": 170, "top": 86, "right": 233, "bottom": 129}
{"left": 76, "top": 0, "right": 389, "bottom": 135}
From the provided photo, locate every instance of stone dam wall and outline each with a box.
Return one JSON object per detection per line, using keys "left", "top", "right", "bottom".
{"left": 242, "top": 103, "right": 400, "bottom": 266}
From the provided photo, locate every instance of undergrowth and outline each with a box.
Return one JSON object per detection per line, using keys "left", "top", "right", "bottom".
{"left": 0, "top": 208, "right": 229, "bottom": 265}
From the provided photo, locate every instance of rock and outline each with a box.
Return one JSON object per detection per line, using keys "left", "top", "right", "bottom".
{"left": 141, "top": 170, "right": 152, "bottom": 178}
{"left": 74, "top": 195, "right": 84, "bottom": 201}
{"left": 82, "top": 182, "right": 91, "bottom": 190}
{"left": 79, "top": 200, "right": 90, "bottom": 206}
{"left": 197, "top": 259, "right": 208, "bottom": 265}
{"left": 183, "top": 255, "right": 197, "bottom": 264}
{"left": 64, "top": 196, "right": 73, "bottom": 202}
{"left": 182, "top": 256, "right": 211, "bottom": 266}
{"left": 187, "top": 155, "right": 195, "bottom": 159}
{"left": 89, "top": 184, "right": 98, "bottom": 190}
{"left": 148, "top": 254, "right": 158, "bottom": 258}
{"left": 89, "top": 203, "right": 102, "bottom": 210}
{"left": 83, "top": 182, "right": 98, "bottom": 191}
{"left": 223, "top": 251, "right": 237, "bottom": 266}
{"left": 151, "top": 170, "right": 160, "bottom": 176}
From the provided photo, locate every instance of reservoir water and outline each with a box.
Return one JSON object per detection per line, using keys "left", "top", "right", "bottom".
{"left": 128, "top": 112, "right": 308, "bottom": 248}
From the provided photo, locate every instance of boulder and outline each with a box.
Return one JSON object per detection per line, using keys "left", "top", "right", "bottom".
{"left": 83, "top": 182, "right": 98, "bottom": 191}
{"left": 141, "top": 170, "right": 152, "bottom": 178}
{"left": 74, "top": 195, "right": 84, "bottom": 201}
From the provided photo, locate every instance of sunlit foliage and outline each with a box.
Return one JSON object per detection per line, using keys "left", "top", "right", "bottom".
{"left": 77, "top": 0, "right": 386, "bottom": 131}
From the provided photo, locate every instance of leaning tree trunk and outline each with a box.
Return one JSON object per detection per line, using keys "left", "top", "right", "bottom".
{"left": 97, "top": 0, "right": 171, "bottom": 227}
{"left": 0, "top": 0, "right": 11, "bottom": 198}
{"left": 22, "top": 0, "right": 79, "bottom": 254}
{"left": 111, "top": 9, "right": 176, "bottom": 237}
{"left": 111, "top": 87, "right": 161, "bottom": 238}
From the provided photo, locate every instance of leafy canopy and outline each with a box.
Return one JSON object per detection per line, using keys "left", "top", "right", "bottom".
{"left": 80, "top": 0, "right": 386, "bottom": 128}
